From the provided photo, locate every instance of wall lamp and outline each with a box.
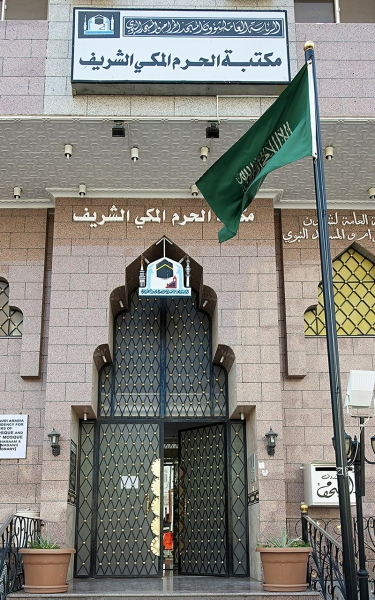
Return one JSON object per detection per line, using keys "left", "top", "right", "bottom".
{"left": 206, "top": 122, "right": 219, "bottom": 138}
{"left": 200, "top": 146, "right": 209, "bottom": 161}
{"left": 190, "top": 184, "right": 199, "bottom": 197}
{"left": 47, "top": 428, "right": 61, "bottom": 456}
{"left": 112, "top": 121, "right": 125, "bottom": 137}
{"left": 64, "top": 144, "right": 73, "bottom": 158}
{"left": 368, "top": 188, "right": 375, "bottom": 200}
{"left": 325, "top": 146, "right": 334, "bottom": 160}
{"left": 13, "top": 187, "right": 21, "bottom": 199}
{"left": 131, "top": 147, "right": 139, "bottom": 161}
{"left": 265, "top": 427, "right": 278, "bottom": 456}
{"left": 78, "top": 184, "right": 86, "bottom": 197}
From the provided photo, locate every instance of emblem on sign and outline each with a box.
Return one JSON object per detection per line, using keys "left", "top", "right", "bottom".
{"left": 139, "top": 237, "right": 191, "bottom": 297}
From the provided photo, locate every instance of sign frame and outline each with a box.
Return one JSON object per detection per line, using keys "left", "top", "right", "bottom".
{"left": 71, "top": 8, "right": 291, "bottom": 95}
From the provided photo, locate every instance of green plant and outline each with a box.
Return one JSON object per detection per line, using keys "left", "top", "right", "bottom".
{"left": 259, "top": 529, "right": 310, "bottom": 548}
{"left": 28, "top": 534, "right": 60, "bottom": 549}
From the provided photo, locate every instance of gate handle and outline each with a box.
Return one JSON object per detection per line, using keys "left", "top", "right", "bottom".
{"left": 145, "top": 493, "right": 150, "bottom": 515}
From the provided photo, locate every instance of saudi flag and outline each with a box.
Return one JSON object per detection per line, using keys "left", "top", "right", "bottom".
{"left": 196, "top": 62, "right": 316, "bottom": 243}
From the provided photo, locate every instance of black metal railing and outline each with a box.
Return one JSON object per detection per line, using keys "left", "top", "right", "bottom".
{"left": 300, "top": 512, "right": 346, "bottom": 600}
{"left": 0, "top": 515, "right": 41, "bottom": 600}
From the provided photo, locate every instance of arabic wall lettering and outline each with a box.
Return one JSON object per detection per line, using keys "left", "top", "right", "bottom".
{"left": 124, "top": 18, "right": 284, "bottom": 37}
{"left": 283, "top": 212, "right": 375, "bottom": 244}
{"left": 72, "top": 205, "right": 255, "bottom": 229}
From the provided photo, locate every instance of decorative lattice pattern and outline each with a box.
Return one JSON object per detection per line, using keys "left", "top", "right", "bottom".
{"left": 0, "top": 279, "right": 23, "bottom": 337}
{"left": 179, "top": 424, "right": 227, "bottom": 575}
{"left": 305, "top": 248, "right": 375, "bottom": 336}
{"left": 229, "top": 422, "right": 249, "bottom": 576}
{"left": 95, "top": 422, "right": 161, "bottom": 576}
{"left": 76, "top": 422, "right": 95, "bottom": 576}
{"left": 99, "top": 291, "right": 227, "bottom": 418}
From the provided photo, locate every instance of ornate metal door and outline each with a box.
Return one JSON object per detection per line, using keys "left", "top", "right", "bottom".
{"left": 76, "top": 421, "right": 162, "bottom": 577}
{"left": 178, "top": 423, "right": 228, "bottom": 575}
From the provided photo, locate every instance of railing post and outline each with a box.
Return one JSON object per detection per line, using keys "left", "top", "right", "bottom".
{"left": 301, "top": 502, "right": 309, "bottom": 543}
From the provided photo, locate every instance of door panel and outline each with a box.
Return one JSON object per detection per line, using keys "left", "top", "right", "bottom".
{"left": 178, "top": 423, "right": 228, "bottom": 575}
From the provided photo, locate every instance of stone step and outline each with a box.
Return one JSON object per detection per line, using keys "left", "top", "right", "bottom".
{"left": 10, "top": 578, "right": 320, "bottom": 600}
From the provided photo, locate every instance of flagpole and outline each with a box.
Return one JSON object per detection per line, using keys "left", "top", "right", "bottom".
{"left": 304, "top": 41, "right": 358, "bottom": 600}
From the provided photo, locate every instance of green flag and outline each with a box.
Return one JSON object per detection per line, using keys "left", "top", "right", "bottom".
{"left": 196, "top": 63, "right": 315, "bottom": 243}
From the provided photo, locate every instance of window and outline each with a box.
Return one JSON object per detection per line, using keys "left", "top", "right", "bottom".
{"left": 0, "top": 279, "right": 23, "bottom": 337}
{"left": 295, "top": 0, "right": 375, "bottom": 23}
{"left": 304, "top": 248, "right": 375, "bottom": 336}
{"left": 1, "top": 0, "right": 48, "bottom": 20}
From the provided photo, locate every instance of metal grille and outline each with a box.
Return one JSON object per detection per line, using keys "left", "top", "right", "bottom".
{"left": 179, "top": 424, "right": 227, "bottom": 575}
{"left": 95, "top": 422, "right": 161, "bottom": 576}
{"left": 305, "top": 247, "right": 375, "bottom": 336}
{"left": 229, "top": 422, "right": 249, "bottom": 576}
{"left": 76, "top": 422, "right": 95, "bottom": 577}
{"left": 165, "top": 296, "right": 211, "bottom": 418}
{"left": 113, "top": 294, "right": 160, "bottom": 417}
{"left": 0, "top": 280, "right": 23, "bottom": 337}
{"left": 100, "top": 291, "right": 227, "bottom": 418}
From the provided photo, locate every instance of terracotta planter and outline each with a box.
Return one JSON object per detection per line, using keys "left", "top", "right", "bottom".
{"left": 256, "top": 546, "right": 311, "bottom": 592}
{"left": 19, "top": 548, "right": 75, "bottom": 594}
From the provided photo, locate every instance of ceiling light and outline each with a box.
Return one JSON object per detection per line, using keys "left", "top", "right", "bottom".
{"left": 131, "top": 147, "right": 139, "bottom": 161}
{"left": 206, "top": 122, "right": 219, "bottom": 138}
{"left": 112, "top": 121, "right": 125, "bottom": 137}
{"left": 190, "top": 184, "right": 199, "bottom": 197}
{"left": 64, "top": 144, "right": 73, "bottom": 158}
{"left": 78, "top": 184, "right": 86, "bottom": 197}
{"left": 13, "top": 187, "right": 21, "bottom": 199}
{"left": 368, "top": 188, "right": 375, "bottom": 200}
{"left": 200, "top": 147, "right": 209, "bottom": 161}
{"left": 325, "top": 146, "right": 334, "bottom": 160}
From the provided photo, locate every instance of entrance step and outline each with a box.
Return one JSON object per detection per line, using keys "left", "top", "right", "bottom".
{"left": 10, "top": 577, "right": 321, "bottom": 600}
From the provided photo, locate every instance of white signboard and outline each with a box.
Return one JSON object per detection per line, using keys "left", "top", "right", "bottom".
{"left": 0, "top": 414, "right": 28, "bottom": 459}
{"left": 72, "top": 9, "right": 290, "bottom": 90}
{"left": 303, "top": 463, "right": 356, "bottom": 507}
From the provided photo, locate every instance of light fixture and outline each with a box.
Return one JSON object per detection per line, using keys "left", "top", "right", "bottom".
{"left": 206, "top": 122, "right": 219, "bottom": 138}
{"left": 47, "top": 428, "right": 61, "bottom": 456}
{"left": 220, "top": 356, "right": 225, "bottom": 363}
{"left": 83, "top": 412, "right": 88, "bottom": 421}
{"left": 191, "top": 184, "right": 199, "bottom": 197}
{"left": 13, "top": 187, "right": 21, "bottom": 199}
{"left": 78, "top": 184, "right": 86, "bottom": 197}
{"left": 345, "top": 369, "right": 375, "bottom": 416}
{"left": 240, "top": 412, "right": 245, "bottom": 421}
{"left": 325, "top": 146, "right": 334, "bottom": 160}
{"left": 119, "top": 300, "right": 124, "bottom": 308}
{"left": 202, "top": 300, "right": 208, "bottom": 307}
{"left": 102, "top": 355, "right": 107, "bottom": 363}
{"left": 200, "top": 147, "right": 209, "bottom": 161}
{"left": 368, "top": 188, "right": 375, "bottom": 200}
{"left": 130, "top": 146, "right": 139, "bottom": 161}
{"left": 64, "top": 144, "right": 73, "bottom": 158}
{"left": 265, "top": 427, "right": 278, "bottom": 456}
{"left": 112, "top": 121, "right": 125, "bottom": 137}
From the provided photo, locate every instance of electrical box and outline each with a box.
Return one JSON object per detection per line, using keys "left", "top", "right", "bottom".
{"left": 303, "top": 462, "right": 356, "bottom": 507}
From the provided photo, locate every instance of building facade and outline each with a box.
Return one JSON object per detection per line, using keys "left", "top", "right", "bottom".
{"left": 1, "top": 0, "right": 375, "bottom": 582}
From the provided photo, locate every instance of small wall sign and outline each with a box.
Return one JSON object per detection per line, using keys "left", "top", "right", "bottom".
{"left": 0, "top": 414, "right": 28, "bottom": 459}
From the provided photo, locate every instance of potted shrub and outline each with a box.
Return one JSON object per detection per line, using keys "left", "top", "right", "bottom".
{"left": 256, "top": 529, "right": 311, "bottom": 592}
{"left": 19, "top": 534, "right": 75, "bottom": 594}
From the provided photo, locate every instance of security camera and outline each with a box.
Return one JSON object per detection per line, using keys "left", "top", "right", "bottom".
{"left": 78, "top": 184, "right": 86, "bottom": 197}
{"left": 190, "top": 184, "right": 199, "bottom": 197}
{"left": 131, "top": 147, "right": 139, "bottom": 162}
{"left": 200, "top": 147, "right": 209, "bottom": 161}
{"left": 13, "top": 187, "right": 21, "bottom": 199}
{"left": 325, "top": 146, "right": 334, "bottom": 160}
{"left": 368, "top": 187, "right": 375, "bottom": 200}
{"left": 64, "top": 144, "right": 73, "bottom": 159}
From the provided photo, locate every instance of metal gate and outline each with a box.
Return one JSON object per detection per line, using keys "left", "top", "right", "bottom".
{"left": 76, "top": 421, "right": 162, "bottom": 577}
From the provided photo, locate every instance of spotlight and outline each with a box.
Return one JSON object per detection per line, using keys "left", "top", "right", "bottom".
{"left": 200, "top": 147, "right": 209, "bottom": 161}
{"left": 368, "top": 188, "right": 375, "bottom": 200}
{"left": 131, "top": 147, "right": 139, "bottom": 161}
{"left": 78, "top": 184, "right": 86, "bottom": 197}
{"left": 13, "top": 187, "right": 21, "bottom": 199}
{"left": 190, "top": 184, "right": 199, "bottom": 197}
{"left": 325, "top": 146, "right": 334, "bottom": 160}
{"left": 112, "top": 121, "right": 125, "bottom": 137}
{"left": 64, "top": 144, "right": 73, "bottom": 158}
{"left": 206, "top": 122, "right": 219, "bottom": 139}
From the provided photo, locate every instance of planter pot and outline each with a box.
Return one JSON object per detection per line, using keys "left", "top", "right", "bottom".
{"left": 256, "top": 546, "right": 311, "bottom": 592}
{"left": 19, "top": 548, "right": 76, "bottom": 594}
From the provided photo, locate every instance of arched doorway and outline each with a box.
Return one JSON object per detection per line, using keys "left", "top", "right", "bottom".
{"left": 75, "top": 290, "right": 249, "bottom": 578}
